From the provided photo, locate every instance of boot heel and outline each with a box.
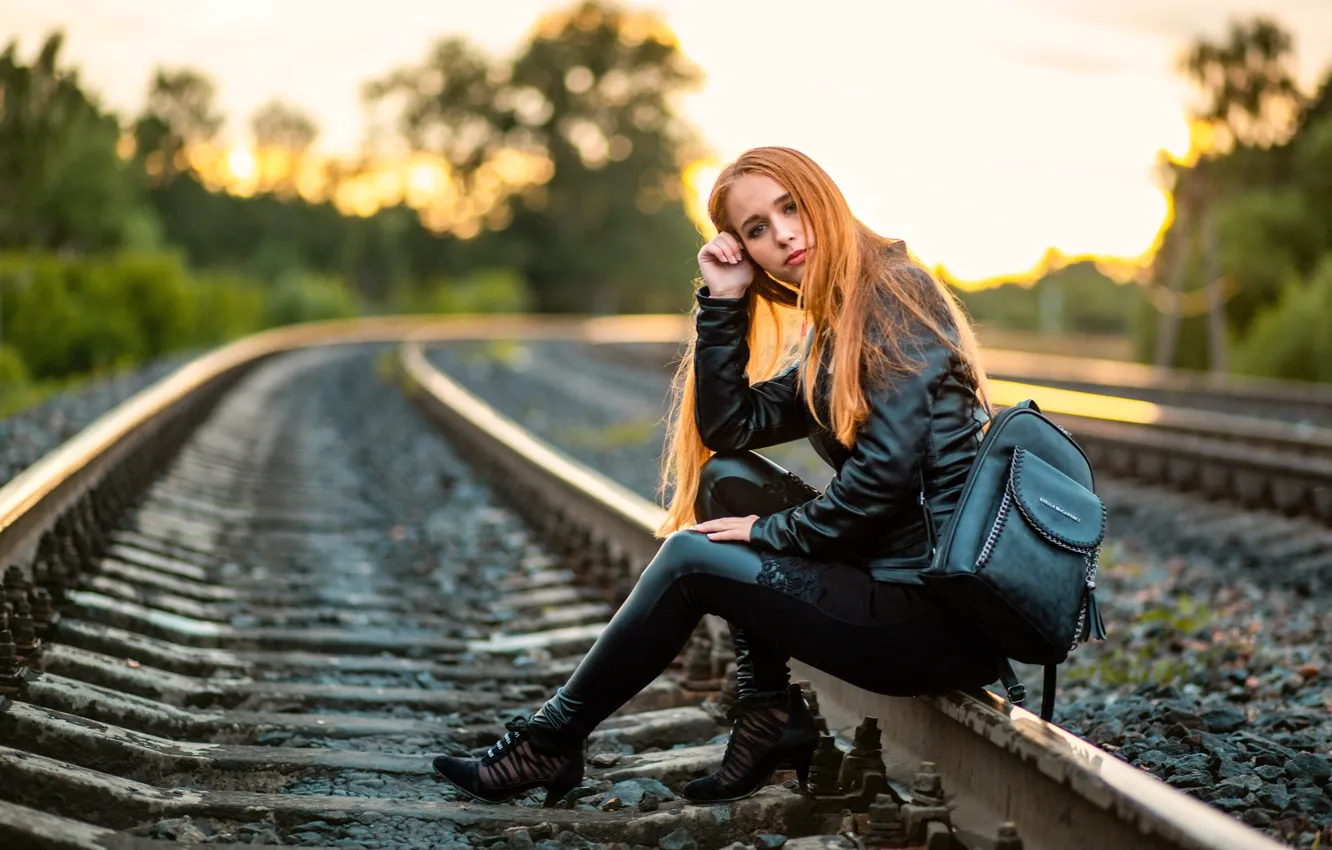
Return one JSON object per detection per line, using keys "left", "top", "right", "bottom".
{"left": 791, "top": 740, "right": 816, "bottom": 790}
{"left": 541, "top": 758, "right": 584, "bottom": 808}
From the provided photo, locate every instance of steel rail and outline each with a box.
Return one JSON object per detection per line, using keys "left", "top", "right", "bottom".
{"left": 569, "top": 316, "right": 1332, "bottom": 521}
{"left": 582, "top": 315, "right": 1332, "bottom": 426}
{"left": 399, "top": 337, "right": 1284, "bottom": 850}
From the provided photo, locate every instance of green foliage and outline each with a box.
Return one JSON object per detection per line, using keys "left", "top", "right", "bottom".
{"left": 1064, "top": 593, "right": 1215, "bottom": 688}
{"left": 952, "top": 260, "right": 1143, "bottom": 337}
{"left": 0, "top": 345, "right": 29, "bottom": 386}
{"left": 1233, "top": 257, "right": 1332, "bottom": 381}
{"left": 1149, "top": 20, "right": 1332, "bottom": 380}
{"left": 262, "top": 273, "right": 360, "bottom": 327}
{"left": 0, "top": 345, "right": 41, "bottom": 418}
{"left": 1215, "top": 188, "right": 1318, "bottom": 332}
{"left": 189, "top": 270, "right": 268, "bottom": 344}
{"left": 0, "top": 253, "right": 350, "bottom": 392}
{"left": 0, "top": 252, "right": 193, "bottom": 378}
{"left": 398, "top": 269, "right": 532, "bottom": 314}
{"left": 1181, "top": 16, "right": 1303, "bottom": 149}
{"left": 0, "top": 34, "right": 148, "bottom": 252}
{"left": 368, "top": 0, "right": 705, "bottom": 313}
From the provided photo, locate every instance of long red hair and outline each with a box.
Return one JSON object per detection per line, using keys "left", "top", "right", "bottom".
{"left": 657, "top": 146, "right": 988, "bottom": 535}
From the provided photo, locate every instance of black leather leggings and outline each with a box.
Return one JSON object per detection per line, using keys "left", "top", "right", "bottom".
{"left": 529, "top": 451, "right": 1000, "bottom": 743}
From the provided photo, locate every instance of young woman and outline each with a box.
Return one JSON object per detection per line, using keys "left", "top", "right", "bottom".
{"left": 433, "top": 146, "right": 1000, "bottom": 807}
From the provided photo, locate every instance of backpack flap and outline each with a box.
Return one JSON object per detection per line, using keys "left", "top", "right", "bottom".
{"left": 1008, "top": 447, "right": 1108, "bottom": 643}
{"left": 1007, "top": 448, "right": 1105, "bottom": 551}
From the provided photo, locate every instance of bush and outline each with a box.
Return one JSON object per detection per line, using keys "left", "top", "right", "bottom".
{"left": 1233, "top": 255, "right": 1332, "bottom": 382}
{"left": 262, "top": 272, "right": 360, "bottom": 327}
{"left": 391, "top": 268, "right": 531, "bottom": 315}
{"left": 0, "top": 252, "right": 198, "bottom": 378}
{"left": 190, "top": 270, "right": 268, "bottom": 344}
{"left": 0, "top": 344, "right": 36, "bottom": 417}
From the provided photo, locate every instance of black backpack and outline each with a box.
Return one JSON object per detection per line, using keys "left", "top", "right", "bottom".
{"left": 921, "top": 399, "right": 1107, "bottom": 720}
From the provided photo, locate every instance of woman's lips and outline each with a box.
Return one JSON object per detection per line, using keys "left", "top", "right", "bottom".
{"left": 785, "top": 249, "right": 806, "bottom": 266}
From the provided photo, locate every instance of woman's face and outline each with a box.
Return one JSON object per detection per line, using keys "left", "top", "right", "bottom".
{"left": 725, "top": 173, "right": 814, "bottom": 286}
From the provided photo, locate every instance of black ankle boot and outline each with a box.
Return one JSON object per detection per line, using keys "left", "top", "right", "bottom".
{"left": 432, "top": 717, "right": 584, "bottom": 808}
{"left": 682, "top": 683, "right": 818, "bottom": 803}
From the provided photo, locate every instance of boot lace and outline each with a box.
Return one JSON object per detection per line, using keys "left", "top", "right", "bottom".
{"left": 476, "top": 717, "right": 570, "bottom": 790}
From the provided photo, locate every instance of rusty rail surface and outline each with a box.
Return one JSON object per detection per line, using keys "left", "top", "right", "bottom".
{"left": 399, "top": 338, "right": 1284, "bottom": 850}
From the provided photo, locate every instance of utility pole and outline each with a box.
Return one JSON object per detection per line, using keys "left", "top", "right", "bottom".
{"left": 1198, "top": 162, "right": 1228, "bottom": 374}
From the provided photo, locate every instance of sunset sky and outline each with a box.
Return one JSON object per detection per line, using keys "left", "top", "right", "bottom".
{"left": 5, "top": 0, "right": 1331, "bottom": 280}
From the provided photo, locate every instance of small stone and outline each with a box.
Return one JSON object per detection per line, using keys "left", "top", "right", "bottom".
{"left": 1292, "top": 788, "right": 1332, "bottom": 815}
{"left": 1168, "top": 753, "right": 1212, "bottom": 774}
{"left": 1216, "top": 775, "right": 1263, "bottom": 794}
{"left": 1161, "top": 707, "right": 1204, "bottom": 730}
{"left": 1285, "top": 753, "right": 1331, "bottom": 785}
{"left": 1210, "top": 796, "right": 1254, "bottom": 812}
{"left": 658, "top": 828, "right": 697, "bottom": 850}
{"left": 1135, "top": 750, "right": 1169, "bottom": 768}
{"left": 1297, "top": 663, "right": 1320, "bottom": 680}
{"left": 504, "top": 829, "right": 536, "bottom": 850}
{"left": 1200, "top": 706, "right": 1246, "bottom": 733}
{"left": 1086, "top": 720, "right": 1124, "bottom": 745}
{"left": 1240, "top": 809, "right": 1272, "bottom": 828}
{"left": 600, "top": 797, "right": 623, "bottom": 812}
{"left": 605, "top": 780, "right": 647, "bottom": 808}
{"left": 1215, "top": 759, "right": 1249, "bottom": 780}
{"left": 590, "top": 752, "right": 622, "bottom": 768}
{"left": 1254, "top": 765, "right": 1283, "bottom": 781}
{"left": 357, "top": 812, "right": 386, "bottom": 825}
{"left": 1255, "top": 785, "right": 1291, "bottom": 811}
{"left": 756, "top": 835, "right": 788, "bottom": 849}
{"left": 1165, "top": 770, "right": 1212, "bottom": 789}
{"left": 632, "top": 778, "right": 675, "bottom": 801}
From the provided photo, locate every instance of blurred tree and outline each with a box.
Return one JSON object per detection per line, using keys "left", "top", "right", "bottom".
{"left": 0, "top": 33, "right": 147, "bottom": 251}
{"left": 1181, "top": 16, "right": 1304, "bottom": 152}
{"left": 367, "top": 0, "right": 705, "bottom": 313}
{"left": 1142, "top": 16, "right": 1312, "bottom": 372}
{"left": 251, "top": 99, "right": 318, "bottom": 195}
{"left": 950, "top": 258, "right": 1143, "bottom": 338}
{"left": 133, "top": 68, "right": 224, "bottom": 183}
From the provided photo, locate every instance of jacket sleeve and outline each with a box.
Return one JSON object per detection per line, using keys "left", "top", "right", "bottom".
{"left": 693, "top": 287, "right": 808, "bottom": 452}
{"left": 748, "top": 335, "right": 950, "bottom": 558}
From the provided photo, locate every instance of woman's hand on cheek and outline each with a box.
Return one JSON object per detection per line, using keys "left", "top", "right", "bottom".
{"left": 691, "top": 515, "right": 759, "bottom": 542}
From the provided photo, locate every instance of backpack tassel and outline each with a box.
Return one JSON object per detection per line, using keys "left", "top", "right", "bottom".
{"left": 1081, "top": 589, "right": 1107, "bottom": 642}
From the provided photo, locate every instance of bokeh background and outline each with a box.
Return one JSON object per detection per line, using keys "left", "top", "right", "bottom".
{"left": 4, "top": 0, "right": 1332, "bottom": 414}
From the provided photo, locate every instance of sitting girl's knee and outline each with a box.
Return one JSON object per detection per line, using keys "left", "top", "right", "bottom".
{"left": 645, "top": 530, "right": 716, "bottom": 585}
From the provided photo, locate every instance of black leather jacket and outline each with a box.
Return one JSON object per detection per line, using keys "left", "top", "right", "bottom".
{"left": 693, "top": 283, "right": 987, "bottom": 584}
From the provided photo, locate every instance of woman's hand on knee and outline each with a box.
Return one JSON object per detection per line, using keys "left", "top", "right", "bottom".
{"left": 692, "top": 515, "right": 759, "bottom": 542}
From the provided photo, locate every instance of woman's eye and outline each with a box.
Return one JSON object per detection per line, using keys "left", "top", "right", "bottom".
{"left": 748, "top": 223, "right": 766, "bottom": 238}
{"left": 785, "top": 201, "right": 797, "bottom": 213}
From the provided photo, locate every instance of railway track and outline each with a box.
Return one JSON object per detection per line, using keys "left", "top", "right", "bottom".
{"left": 0, "top": 317, "right": 1298, "bottom": 849}
{"left": 581, "top": 318, "right": 1332, "bottom": 524}
{"left": 979, "top": 349, "right": 1332, "bottom": 430}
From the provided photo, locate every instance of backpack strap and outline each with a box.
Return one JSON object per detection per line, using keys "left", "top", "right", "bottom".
{"left": 997, "top": 659, "right": 1058, "bottom": 721}
{"left": 1041, "top": 664, "right": 1057, "bottom": 721}
{"left": 997, "top": 658, "right": 1026, "bottom": 707}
